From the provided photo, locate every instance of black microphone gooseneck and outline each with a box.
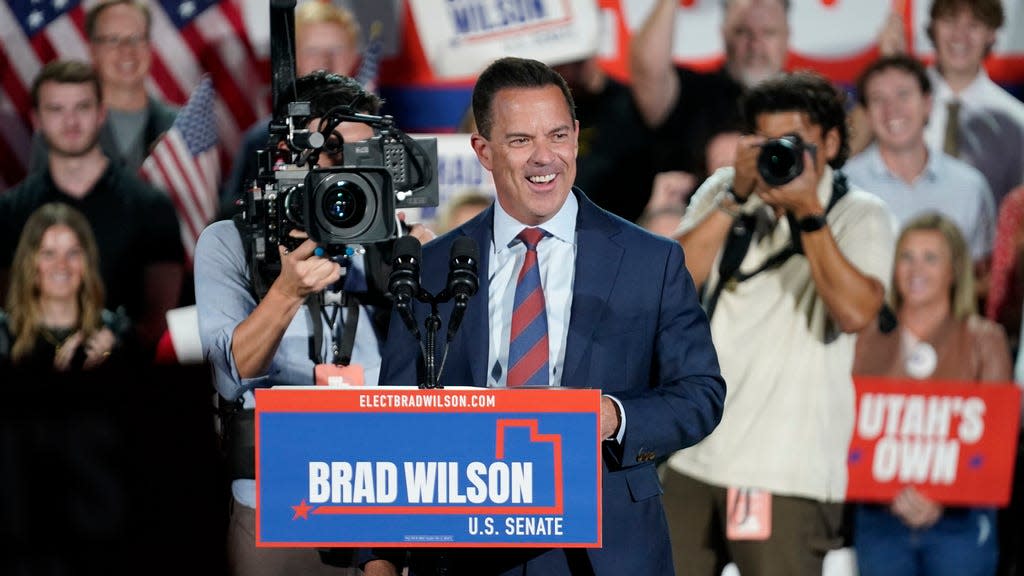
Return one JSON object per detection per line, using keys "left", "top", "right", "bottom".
{"left": 445, "top": 236, "right": 480, "bottom": 342}
{"left": 388, "top": 235, "right": 422, "bottom": 340}
{"left": 388, "top": 235, "right": 480, "bottom": 389}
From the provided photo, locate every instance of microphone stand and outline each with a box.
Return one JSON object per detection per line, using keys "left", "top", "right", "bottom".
{"left": 422, "top": 298, "right": 442, "bottom": 389}
{"left": 418, "top": 292, "right": 451, "bottom": 576}
{"left": 416, "top": 289, "right": 452, "bottom": 389}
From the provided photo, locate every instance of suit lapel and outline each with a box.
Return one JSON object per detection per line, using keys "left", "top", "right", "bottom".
{"left": 562, "top": 191, "right": 624, "bottom": 385}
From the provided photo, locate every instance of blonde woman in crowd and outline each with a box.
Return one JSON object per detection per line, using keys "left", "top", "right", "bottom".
{"left": 853, "top": 213, "right": 1011, "bottom": 576}
{"left": 0, "top": 203, "right": 126, "bottom": 371}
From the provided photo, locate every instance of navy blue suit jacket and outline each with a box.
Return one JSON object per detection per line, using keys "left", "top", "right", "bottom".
{"left": 377, "top": 190, "right": 725, "bottom": 576}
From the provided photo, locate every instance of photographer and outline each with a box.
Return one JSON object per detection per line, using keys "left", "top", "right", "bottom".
{"left": 194, "top": 71, "right": 431, "bottom": 576}
{"left": 662, "top": 72, "right": 896, "bottom": 575}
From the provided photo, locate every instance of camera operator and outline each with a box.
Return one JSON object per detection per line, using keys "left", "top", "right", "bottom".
{"left": 662, "top": 71, "right": 896, "bottom": 575}
{"left": 194, "top": 71, "right": 431, "bottom": 576}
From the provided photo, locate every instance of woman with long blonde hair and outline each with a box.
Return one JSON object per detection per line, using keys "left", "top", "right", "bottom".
{"left": 853, "top": 212, "right": 1011, "bottom": 576}
{"left": 1, "top": 203, "right": 123, "bottom": 370}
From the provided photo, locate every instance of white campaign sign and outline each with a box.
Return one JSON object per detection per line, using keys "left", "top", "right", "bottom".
{"left": 411, "top": 0, "right": 1024, "bottom": 80}
{"left": 409, "top": 0, "right": 601, "bottom": 77}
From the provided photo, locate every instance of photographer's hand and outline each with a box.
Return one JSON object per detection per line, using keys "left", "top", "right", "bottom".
{"left": 756, "top": 147, "right": 824, "bottom": 218}
{"left": 231, "top": 234, "right": 342, "bottom": 379}
{"left": 732, "top": 135, "right": 764, "bottom": 201}
{"left": 769, "top": 147, "right": 886, "bottom": 334}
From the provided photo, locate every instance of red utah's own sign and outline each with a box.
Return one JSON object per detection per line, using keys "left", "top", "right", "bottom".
{"left": 847, "top": 377, "right": 1021, "bottom": 507}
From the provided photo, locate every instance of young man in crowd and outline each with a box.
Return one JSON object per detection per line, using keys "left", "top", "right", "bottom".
{"left": 28, "top": 0, "right": 177, "bottom": 174}
{"left": 845, "top": 54, "right": 995, "bottom": 275}
{"left": 664, "top": 71, "right": 894, "bottom": 576}
{"left": 872, "top": 0, "right": 1024, "bottom": 207}
{"left": 0, "top": 60, "right": 184, "bottom": 353}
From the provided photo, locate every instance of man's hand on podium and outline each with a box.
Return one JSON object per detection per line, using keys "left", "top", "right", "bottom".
{"left": 362, "top": 559, "right": 398, "bottom": 576}
{"left": 601, "top": 396, "right": 622, "bottom": 441}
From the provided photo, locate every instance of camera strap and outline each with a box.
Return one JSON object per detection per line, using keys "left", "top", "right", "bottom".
{"left": 308, "top": 293, "right": 360, "bottom": 366}
{"left": 705, "top": 172, "right": 849, "bottom": 320}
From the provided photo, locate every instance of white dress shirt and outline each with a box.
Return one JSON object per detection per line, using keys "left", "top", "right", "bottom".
{"left": 924, "top": 67, "right": 1024, "bottom": 205}
{"left": 486, "top": 193, "right": 578, "bottom": 387}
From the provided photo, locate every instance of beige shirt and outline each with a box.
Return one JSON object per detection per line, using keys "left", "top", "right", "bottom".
{"left": 669, "top": 166, "right": 896, "bottom": 502}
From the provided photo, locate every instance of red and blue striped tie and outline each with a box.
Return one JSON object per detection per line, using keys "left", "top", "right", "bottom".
{"left": 507, "top": 227, "right": 549, "bottom": 387}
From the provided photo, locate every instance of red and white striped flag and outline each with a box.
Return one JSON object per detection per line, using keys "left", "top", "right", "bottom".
{"left": 141, "top": 76, "right": 219, "bottom": 259}
{"left": 355, "top": 19, "right": 383, "bottom": 94}
{"left": 0, "top": 0, "right": 269, "bottom": 191}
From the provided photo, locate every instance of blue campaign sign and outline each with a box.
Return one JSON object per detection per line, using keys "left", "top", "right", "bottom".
{"left": 254, "top": 387, "right": 602, "bottom": 547}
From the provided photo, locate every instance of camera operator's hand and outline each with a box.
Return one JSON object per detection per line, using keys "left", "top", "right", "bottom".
{"left": 231, "top": 233, "right": 342, "bottom": 379}
{"left": 754, "top": 147, "right": 824, "bottom": 219}
{"left": 732, "top": 134, "right": 765, "bottom": 201}
{"left": 398, "top": 211, "right": 437, "bottom": 244}
{"left": 270, "top": 235, "right": 343, "bottom": 301}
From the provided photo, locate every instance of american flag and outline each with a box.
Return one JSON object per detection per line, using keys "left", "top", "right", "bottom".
{"left": 141, "top": 75, "right": 218, "bottom": 258}
{"left": 0, "top": 0, "right": 268, "bottom": 191}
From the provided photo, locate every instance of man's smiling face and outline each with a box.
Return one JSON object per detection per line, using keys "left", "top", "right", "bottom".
{"left": 471, "top": 85, "right": 579, "bottom": 226}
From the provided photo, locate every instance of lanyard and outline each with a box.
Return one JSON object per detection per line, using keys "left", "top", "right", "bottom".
{"left": 308, "top": 292, "right": 360, "bottom": 366}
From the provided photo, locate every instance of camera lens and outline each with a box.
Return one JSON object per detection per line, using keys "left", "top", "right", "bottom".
{"left": 282, "top": 184, "right": 305, "bottom": 227}
{"left": 757, "top": 137, "right": 804, "bottom": 187}
{"left": 321, "top": 180, "right": 366, "bottom": 228}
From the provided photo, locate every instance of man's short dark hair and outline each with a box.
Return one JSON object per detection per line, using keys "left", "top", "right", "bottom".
{"left": 85, "top": 0, "right": 152, "bottom": 40}
{"left": 31, "top": 60, "right": 102, "bottom": 110}
{"left": 277, "top": 71, "right": 383, "bottom": 125}
{"left": 929, "top": 0, "right": 1004, "bottom": 31}
{"left": 741, "top": 71, "right": 850, "bottom": 169}
{"left": 926, "top": 0, "right": 1004, "bottom": 57}
{"left": 471, "top": 57, "right": 576, "bottom": 139}
{"left": 856, "top": 55, "right": 932, "bottom": 108}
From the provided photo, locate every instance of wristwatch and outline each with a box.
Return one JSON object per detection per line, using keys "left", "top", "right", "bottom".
{"left": 797, "top": 213, "right": 828, "bottom": 233}
{"left": 724, "top": 186, "right": 747, "bottom": 205}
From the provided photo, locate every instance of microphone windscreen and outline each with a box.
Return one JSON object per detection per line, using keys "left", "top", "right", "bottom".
{"left": 394, "top": 234, "right": 422, "bottom": 262}
{"left": 450, "top": 235, "right": 479, "bottom": 263}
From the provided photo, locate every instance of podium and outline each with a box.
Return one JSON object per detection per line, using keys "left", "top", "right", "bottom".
{"left": 254, "top": 386, "right": 602, "bottom": 548}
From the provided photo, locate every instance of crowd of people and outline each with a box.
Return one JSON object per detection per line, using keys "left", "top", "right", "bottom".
{"left": 2, "top": 0, "right": 1024, "bottom": 575}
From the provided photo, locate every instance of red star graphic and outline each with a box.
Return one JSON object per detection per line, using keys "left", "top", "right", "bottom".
{"left": 292, "top": 499, "right": 313, "bottom": 520}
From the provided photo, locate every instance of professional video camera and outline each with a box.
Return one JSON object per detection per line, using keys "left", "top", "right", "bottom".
{"left": 244, "top": 108, "right": 438, "bottom": 254}
{"left": 757, "top": 135, "right": 817, "bottom": 187}
{"left": 236, "top": 0, "right": 438, "bottom": 298}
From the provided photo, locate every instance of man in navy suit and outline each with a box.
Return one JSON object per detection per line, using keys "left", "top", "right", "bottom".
{"left": 363, "top": 57, "right": 725, "bottom": 576}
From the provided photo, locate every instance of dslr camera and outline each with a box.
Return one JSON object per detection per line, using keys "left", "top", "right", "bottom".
{"left": 757, "top": 135, "right": 817, "bottom": 187}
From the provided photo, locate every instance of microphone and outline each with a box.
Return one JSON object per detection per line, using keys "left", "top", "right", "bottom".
{"left": 388, "top": 235, "right": 422, "bottom": 339}
{"left": 445, "top": 236, "right": 480, "bottom": 341}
